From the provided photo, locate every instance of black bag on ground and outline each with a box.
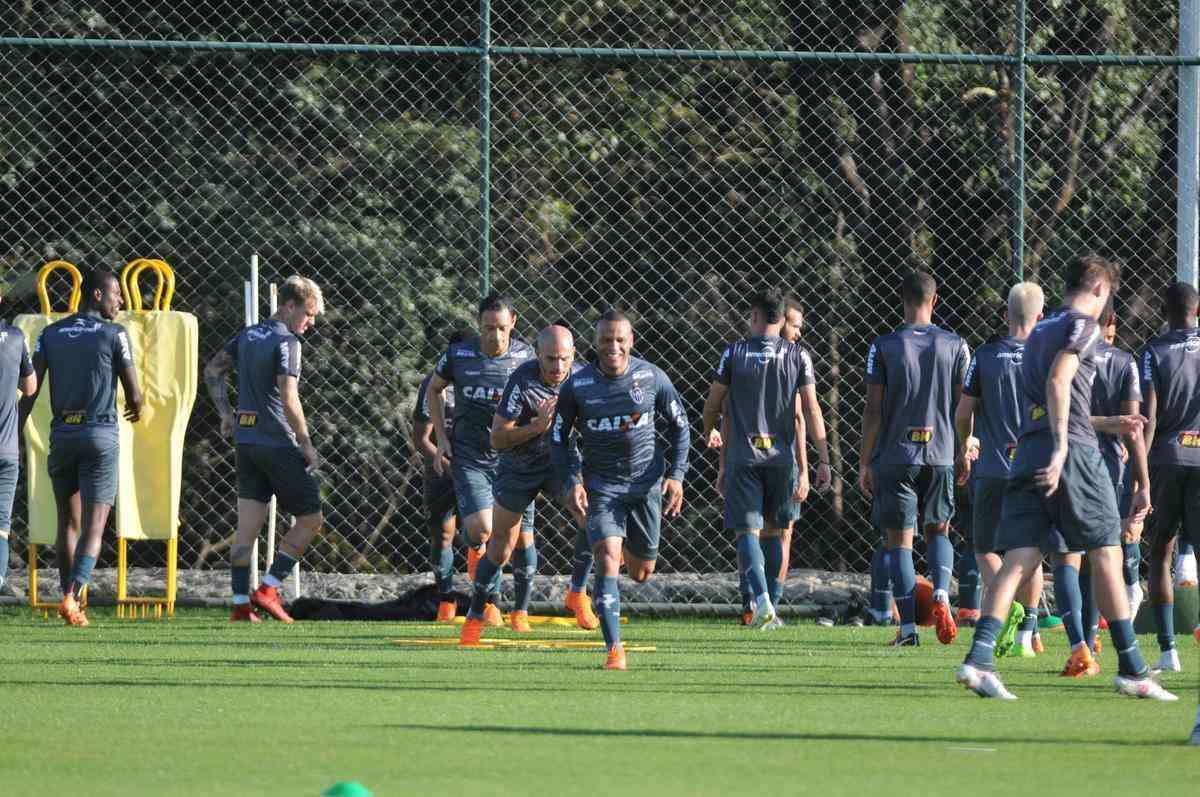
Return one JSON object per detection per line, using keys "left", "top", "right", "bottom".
{"left": 287, "top": 584, "right": 470, "bottom": 621}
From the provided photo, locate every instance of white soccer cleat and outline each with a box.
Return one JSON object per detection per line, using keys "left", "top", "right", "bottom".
{"left": 1152, "top": 649, "right": 1182, "bottom": 673}
{"left": 1114, "top": 674, "right": 1178, "bottom": 701}
{"left": 763, "top": 614, "right": 786, "bottom": 630}
{"left": 750, "top": 600, "right": 777, "bottom": 630}
{"left": 956, "top": 663, "right": 1017, "bottom": 701}
{"left": 1175, "top": 551, "right": 1198, "bottom": 587}
{"left": 1126, "top": 582, "right": 1144, "bottom": 620}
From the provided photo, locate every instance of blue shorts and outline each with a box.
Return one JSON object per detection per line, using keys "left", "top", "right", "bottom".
{"left": 236, "top": 444, "right": 323, "bottom": 517}
{"left": 422, "top": 465, "right": 457, "bottom": 529}
{"left": 1103, "top": 454, "right": 1133, "bottom": 519}
{"left": 453, "top": 461, "right": 534, "bottom": 532}
{"left": 586, "top": 486, "right": 662, "bottom": 561}
{"left": 875, "top": 464, "right": 955, "bottom": 531}
{"left": 0, "top": 457, "right": 17, "bottom": 530}
{"left": 999, "top": 435, "right": 1119, "bottom": 554}
{"left": 723, "top": 463, "right": 797, "bottom": 530}
{"left": 48, "top": 434, "right": 118, "bottom": 505}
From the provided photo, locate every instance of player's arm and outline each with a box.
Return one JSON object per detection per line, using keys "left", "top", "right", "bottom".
{"left": 1140, "top": 348, "right": 1158, "bottom": 450}
{"left": 276, "top": 337, "right": 316, "bottom": 468}
{"left": 1035, "top": 350, "right": 1079, "bottom": 496}
{"left": 657, "top": 371, "right": 691, "bottom": 518}
{"left": 204, "top": 346, "right": 236, "bottom": 439}
{"left": 16, "top": 335, "right": 47, "bottom": 437}
{"left": 702, "top": 344, "right": 732, "bottom": 448}
{"left": 427, "top": 350, "right": 454, "bottom": 475}
{"left": 550, "top": 380, "right": 586, "bottom": 522}
{"left": 411, "top": 378, "right": 440, "bottom": 463}
{"left": 716, "top": 404, "right": 729, "bottom": 496}
{"left": 491, "top": 377, "right": 554, "bottom": 450}
{"left": 793, "top": 393, "right": 810, "bottom": 503}
{"left": 799, "top": 385, "right": 831, "bottom": 491}
{"left": 954, "top": 394, "right": 978, "bottom": 485}
{"left": 114, "top": 328, "right": 142, "bottom": 423}
{"left": 1121, "top": 396, "right": 1151, "bottom": 525}
{"left": 17, "top": 339, "right": 35, "bottom": 398}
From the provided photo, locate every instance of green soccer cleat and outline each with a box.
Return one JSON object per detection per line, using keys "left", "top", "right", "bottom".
{"left": 994, "top": 602, "right": 1025, "bottom": 658}
{"left": 1004, "top": 642, "right": 1036, "bottom": 658}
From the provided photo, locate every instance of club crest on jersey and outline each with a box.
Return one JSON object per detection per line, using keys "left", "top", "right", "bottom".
{"left": 586, "top": 411, "right": 652, "bottom": 433}
{"left": 630, "top": 384, "right": 644, "bottom": 403}
{"left": 907, "top": 427, "right": 933, "bottom": 444}
{"left": 1179, "top": 430, "right": 1200, "bottom": 448}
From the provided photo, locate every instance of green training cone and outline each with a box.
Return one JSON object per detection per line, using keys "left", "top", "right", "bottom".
{"left": 321, "top": 782, "right": 374, "bottom": 797}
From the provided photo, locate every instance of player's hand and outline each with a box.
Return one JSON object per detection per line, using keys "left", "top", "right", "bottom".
{"left": 955, "top": 453, "right": 973, "bottom": 487}
{"left": 1114, "top": 414, "right": 1147, "bottom": 437}
{"left": 857, "top": 465, "right": 874, "bottom": 499}
{"left": 219, "top": 413, "right": 234, "bottom": 440}
{"left": 965, "top": 435, "right": 981, "bottom": 461}
{"left": 1127, "top": 487, "right": 1152, "bottom": 529}
{"left": 706, "top": 428, "right": 722, "bottom": 449}
{"left": 1034, "top": 448, "right": 1067, "bottom": 496}
{"left": 124, "top": 401, "right": 142, "bottom": 423}
{"left": 433, "top": 438, "right": 453, "bottom": 476}
{"left": 793, "top": 472, "right": 811, "bottom": 504}
{"left": 716, "top": 464, "right": 725, "bottom": 497}
{"left": 662, "top": 478, "right": 685, "bottom": 518}
{"left": 813, "top": 462, "right": 832, "bottom": 493}
{"left": 1120, "top": 443, "right": 1129, "bottom": 464}
{"left": 565, "top": 484, "right": 588, "bottom": 522}
{"left": 300, "top": 441, "right": 320, "bottom": 471}
{"left": 532, "top": 396, "right": 557, "bottom": 433}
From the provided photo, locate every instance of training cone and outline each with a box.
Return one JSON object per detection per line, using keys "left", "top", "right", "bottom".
{"left": 321, "top": 782, "right": 374, "bottom": 797}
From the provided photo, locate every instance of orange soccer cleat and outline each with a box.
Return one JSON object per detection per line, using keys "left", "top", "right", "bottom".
{"left": 932, "top": 600, "right": 957, "bottom": 645}
{"left": 565, "top": 590, "right": 600, "bottom": 630}
{"left": 955, "top": 607, "right": 981, "bottom": 627}
{"left": 604, "top": 643, "right": 627, "bottom": 670}
{"left": 460, "top": 616, "right": 485, "bottom": 647}
{"left": 251, "top": 585, "right": 294, "bottom": 624}
{"left": 1033, "top": 632, "right": 1045, "bottom": 654}
{"left": 229, "top": 603, "right": 262, "bottom": 623}
{"left": 58, "top": 594, "right": 89, "bottom": 627}
{"left": 1060, "top": 645, "right": 1101, "bottom": 678}
{"left": 1092, "top": 636, "right": 1103, "bottom": 655}
{"left": 482, "top": 602, "right": 504, "bottom": 627}
{"left": 510, "top": 610, "right": 532, "bottom": 633}
{"left": 436, "top": 600, "right": 457, "bottom": 623}
{"left": 740, "top": 611, "right": 753, "bottom": 626}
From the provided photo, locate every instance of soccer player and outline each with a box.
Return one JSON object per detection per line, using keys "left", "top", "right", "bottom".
{"left": 703, "top": 291, "right": 811, "bottom": 629}
{"left": 412, "top": 330, "right": 466, "bottom": 623}
{"left": 550, "top": 309, "right": 690, "bottom": 670}
{"left": 1141, "top": 281, "right": 1200, "bottom": 672}
{"left": 858, "top": 271, "right": 969, "bottom": 646}
{"left": 0, "top": 291, "right": 37, "bottom": 592}
{"left": 426, "top": 294, "right": 536, "bottom": 626}
{"left": 17, "top": 269, "right": 142, "bottom": 626}
{"left": 204, "top": 275, "right": 325, "bottom": 624}
{"left": 954, "top": 282, "right": 1045, "bottom": 656}
{"left": 460, "top": 324, "right": 593, "bottom": 642}
{"left": 957, "top": 255, "right": 1173, "bottom": 701}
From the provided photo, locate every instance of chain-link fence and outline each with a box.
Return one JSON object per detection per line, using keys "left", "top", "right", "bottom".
{"left": 0, "top": 1, "right": 1189, "bottom": 612}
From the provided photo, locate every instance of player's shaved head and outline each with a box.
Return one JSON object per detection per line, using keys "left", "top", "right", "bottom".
{"left": 1007, "top": 282, "right": 1044, "bottom": 327}
{"left": 537, "top": 323, "right": 573, "bottom": 352}
{"left": 900, "top": 271, "right": 937, "bottom": 307}
{"left": 537, "top": 323, "right": 575, "bottom": 385}
{"left": 1165, "top": 281, "right": 1200, "bottom": 328}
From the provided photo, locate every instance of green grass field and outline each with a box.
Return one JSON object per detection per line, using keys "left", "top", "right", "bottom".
{"left": 1, "top": 607, "right": 1195, "bottom": 797}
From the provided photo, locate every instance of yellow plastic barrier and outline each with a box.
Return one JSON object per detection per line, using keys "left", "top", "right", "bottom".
{"left": 113, "top": 259, "right": 198, "bottom": 619}
{"left": 16, "top": 261, "right": 83, "bottom": 616}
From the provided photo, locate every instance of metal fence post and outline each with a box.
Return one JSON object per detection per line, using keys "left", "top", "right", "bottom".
{"left": 1010, "top": 0, "right": 1027, "bottom": 281}
{"left": 1179, "top": 0, "right": 1200, "bottom": 288}
{"left": 478, "top": 0, "right": 492, "bottom": 299}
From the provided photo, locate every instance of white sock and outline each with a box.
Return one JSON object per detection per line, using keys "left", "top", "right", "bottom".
{"left": 933, "top": 588, "right": 949, "bottom": 605}
{"left": 232, "top": 594, "right": 250, "bottom": 605}
{"left": 755, "top": 593, "right": 772, "bottom": 611}
{"left": 263, "top": 574, "right": 282, "bottom": 588}
{"left": 1017, "top": 629, "right": 1033, "bottom": 649}
{"left": 901, "top": 622, "right": 916, "bottom": 637}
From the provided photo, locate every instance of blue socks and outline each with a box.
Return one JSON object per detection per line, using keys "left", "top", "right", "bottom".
{"left": 512, "top": 543, "right": 536, "bottom": 613}
{"left": 928, "top": 534, "right": 954, "bottom": 598}
{"left": 869, "top": 545, "right": 893, "bottom": 622}
{"left": 737, "top": 534, "right": 769, "bottom": 606}
{"left": 1053, "top": 564, "right": 1085, "bottom": 648}
{"left": 569, "top": 527, "right": 593, "bottom": 593}
{"left": 263, "top": 552, "right": 297, "bottom": 588}
{"left": 1155, "top": 602, "right": 1176, "bottom": 652}
{"left": 1108, "top": 617, "right": 1148, "bottom": 677}
{"left": 597, "top": 574, "right": 621, "bottom": 650}
{"left": 1081, "top": 568, "right": 1100, "bottom": 653}
{"left": 231, "top": 565, "right": 250, "bottom": 602}
{"left": 956, "top": 550, "right": 980, "bottom": 611}
{"left": 469, "top": 555, "right": 500, "bottom": 617}
{"left": 0, "top": 532, "right": 8, "bottom": 590}
{"left": 1122, "top": 541, "right": 1141, "bottom": 586}
{"left": 964, "top": 614, "right": 1003, "bottom": 669}
{"left": 760, "top": 536, "right": 785, "bottom": 607}
{"left": 431, "top": 541, "right": 454, "bottom": 597}
{"left": 70, "top": 554, "right": 97, "bottom": 596}
{"left": 890, "top": 547, "right": 917, "bottom": 634}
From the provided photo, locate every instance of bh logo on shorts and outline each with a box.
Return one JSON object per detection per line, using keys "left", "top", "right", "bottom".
{"left": 907, "top": 426, "right": 933, "bottom": 444}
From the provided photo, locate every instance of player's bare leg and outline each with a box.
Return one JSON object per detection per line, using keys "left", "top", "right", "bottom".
{"left": 53, "top": 489, "right": 87, "bottom": 626}
{"left": 462, "top": 508, "right": 493, "bottom": 582}
{"left": 229, "top": 498, "right": 269, "bottom": 623}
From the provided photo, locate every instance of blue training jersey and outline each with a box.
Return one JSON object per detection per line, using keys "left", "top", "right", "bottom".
{"left": 0, "top": 325, "right": 33, "bottom": 458}
{"left": 962, "top": 336, "right": 1025, "bottom": 479}
{"left": 222, "top": 319, "right": 303, "bottom": 448}
{"left": 550, "top": 357, "right": 690, "bottom": 496}
{"left": 714, "top": 335, "right": 812, "bottom": 468}
{"left": 496, "top": 358, "right": 582, "bottom": 476}
{"left": 1090, "top": 341, "right": 1140, "bottom": 469}
{"left": 1140, "top": 327, "right": 1200, "bottom": 467}
{"left": 1019, "top": 307, "right": 1102, "bottom": 448}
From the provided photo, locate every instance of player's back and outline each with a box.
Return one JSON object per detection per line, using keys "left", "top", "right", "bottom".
{"left": 36, "top": 313, "right": 131, "bottom": 440}
{"left": 1019, "top": 308, "right": 1101, "bottom": 446}
{"left": 0, "top": 325, "right": 31, "bottom": 457}
{"left": 1141, "top": 327, "right": 1200, "bottom": 466}
{"left": 717, "top": 335, "right": 810, "bottom": 468}
{"left": 230, "top": 319, "right": 300, "bottom": 448}
{"left": 1091, "top": 341, "right": 1140, "bottom": 465}
{"left": 964, "top": 336, "right": 1025, "bottom": 478}
{"left": 867, "top": 324, "right": 968, "bottom": 466}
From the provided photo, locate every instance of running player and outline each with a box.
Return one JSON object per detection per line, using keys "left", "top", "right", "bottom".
{"left": 703, "top": 291, "right": 811, "bottom": 629}
{"left": 204, "top": 275, "right": 325, "bottom": 623}
{"left": 954, "top": 282, "right": 1045, "bottom": 656}
{"left": 1141, "top": 281, "right": 1200, "bottom": 672}
{"left": 18, "top": 269, "right": 142, "bottom": 626}
{"left": 550, "top": 309, "right": 691, "bottom": 670}
{"left": 957, "top": 255, "right": 1173, "bottom": 701}
{"left": 0, "top": 291, "right": 37, "bottom": 592}
{"left": 460, "top": 324, "right": 592, "bottom": 642}
{"left": 412, "top": 330, "right": 466, "bottom": 622}
{"left": 426, "top": 294, "right": 536, "bottom": 626}
{"left": 858, "top": 271, "right": 969, "bottom": 646}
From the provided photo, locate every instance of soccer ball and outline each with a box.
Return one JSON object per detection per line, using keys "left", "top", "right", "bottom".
{"left": 914, "top": 575, "right": 936, "bottom": 626}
